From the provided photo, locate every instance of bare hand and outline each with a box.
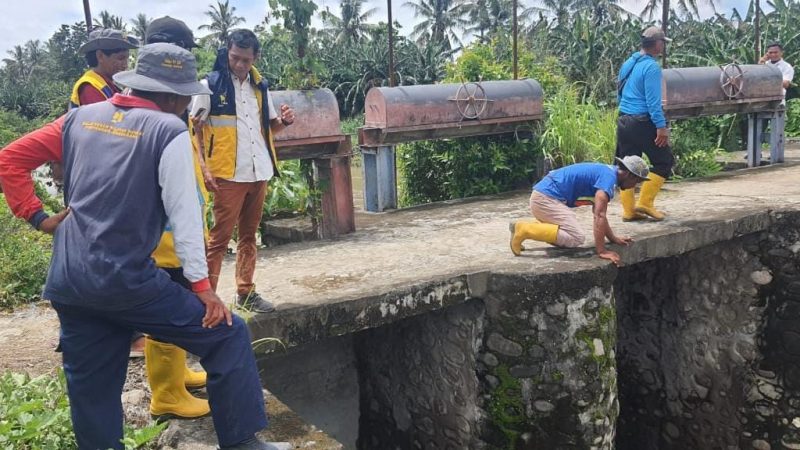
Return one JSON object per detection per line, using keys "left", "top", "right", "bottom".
{"left": 280, "top": 104, "right": 295, "bottom": 125}
{"left": 611, "top": 236, "right": 634, "bottom": 246}
{"left": 655, "top": 127, "right": 669, "bottom": 147}
{"left": 203, "top": 170, "right": 219, "bottom": 192}
{"left": 194, "top": 289, "right": 233, "bottom": 328}
{"left": 598, "top": 250, "right": 622, "bottom": 267}
{"left": 40, "top": 208, "right": 70, "bottom": 234}
{"left": 759, "top": 54, "right": 768, "bottom": 64}
{"left": 191, "top": 115, "right": 207, "bottom": 130}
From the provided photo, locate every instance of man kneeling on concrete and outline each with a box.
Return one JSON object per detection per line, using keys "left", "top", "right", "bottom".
{"left": 0, "top": 44, "right": 286, "bottom": 450}
{"left": 510, "top": 156, "right": 650, "bottom": 266}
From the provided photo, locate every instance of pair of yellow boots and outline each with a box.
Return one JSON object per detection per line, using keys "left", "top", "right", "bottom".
{"left": 145, "top": 337, "right": 210, "bottom": 419}
{"left": 620, "top": 173, "right": 667, "bottom": 222}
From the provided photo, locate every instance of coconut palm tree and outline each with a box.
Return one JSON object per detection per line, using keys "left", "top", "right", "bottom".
{"left": 130, "top": 13, "right": 151, "bottom": 44}
{"left": 93, "top": 10, "right": 127, "bottom": 31}
{"left": 403, "top": 0, "right": 470, "bottom": 50}
{"left": 641, "top": 0, "right": 717, "bottom": 21}
{"left": 320, "top": 0, "right": 378, "bottom": 45}
{"left": 199, "top": 0, "right": 246, "bottom": 48}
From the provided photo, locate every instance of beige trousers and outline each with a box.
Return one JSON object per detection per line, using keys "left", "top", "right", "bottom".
{"left": 529, "top": 191, "right": 585, "bottom": 248}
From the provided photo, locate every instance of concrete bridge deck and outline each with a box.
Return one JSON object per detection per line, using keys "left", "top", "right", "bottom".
{"left": 215, "top": 158, "right": 800, "bottom": 449}
{"left": 218, "top": 161, "right": 800, "bottom": 348}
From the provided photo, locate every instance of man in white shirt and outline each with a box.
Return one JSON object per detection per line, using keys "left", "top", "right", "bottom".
{"left": 191, "top": 29, "right": 295, "bottom": 313}
{"left": 760, "top": 42, "right": 794, "bottom": 101}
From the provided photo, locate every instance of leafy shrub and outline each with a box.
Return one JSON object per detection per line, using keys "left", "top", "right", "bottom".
{"left": 541, "top": 85, "right": 617, "bottom": 168}
{"left": 263, "top": 160, "right": 315, "bottom": 218}
{"left": 0, "top": 109, "right": 45, "bottom": 147}
{"left": 786, "top": 98, "right": 800, "bottom": 138}
{"left": 0, "top": 197, "right": 52, "bottom": 309}
{"left": 397, "top": 133, "right": 539, "bottom": 207}
{"left": 671, "top": 120, "right": 722, "bottom": 179}
{"left": 0, "top": 370, "right": 166, "bottom": 449}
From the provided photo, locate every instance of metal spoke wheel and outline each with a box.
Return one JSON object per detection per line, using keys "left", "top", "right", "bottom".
{"left": 719, "top": 63, "right": 745, "bottom": 99}
{"left": 448, "top": 81, "right": 493, "bottom": 120}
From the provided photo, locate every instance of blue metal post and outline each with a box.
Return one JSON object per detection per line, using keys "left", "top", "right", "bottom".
{"left": 362, "top": 146, "right": 397, "bottom": 212}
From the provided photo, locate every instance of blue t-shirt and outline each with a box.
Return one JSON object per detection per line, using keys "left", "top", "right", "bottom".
{"left": 534, "top": 163, "right": 618, "bottom": 207}
{"left": 618, "top": 52, "right": 667, "bottom": 129}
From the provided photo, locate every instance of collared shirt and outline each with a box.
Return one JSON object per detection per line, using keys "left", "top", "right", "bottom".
{"left": 770, "top": 58, "right": 794, "bottom": 100}
{"left": 618, "top": 52, "right": 667, "bottom": 129}
{"left": 190, "top": 74, "right": 278, "bottom": 183}
{"left": 534, "top": 163, "right": 618, "bottom": 207}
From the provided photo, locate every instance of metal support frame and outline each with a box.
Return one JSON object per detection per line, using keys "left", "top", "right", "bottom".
{"left": 746, "top": 108, "right": 785, "bottom": 168}
{"left": 362, "top": 145, "right": 397, "bottom": 212}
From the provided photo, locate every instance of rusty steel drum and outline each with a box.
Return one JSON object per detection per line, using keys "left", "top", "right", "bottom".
{"left": 662, "top": 64, "right": 783, "bottom": 119}
{"left": 360, "top": 79, "right": 544, "bottom": 146}
{"left": 269, "top": 88, "right": 347, "bottom": 159}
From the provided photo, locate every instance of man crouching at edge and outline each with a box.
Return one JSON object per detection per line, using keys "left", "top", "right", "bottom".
{"left": 509, "top": 155, "right": 650, "bottom": 266}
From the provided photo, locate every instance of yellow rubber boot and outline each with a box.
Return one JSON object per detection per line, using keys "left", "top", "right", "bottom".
{"left": 184, "top": 364, "right": 207, "bottom": 389}
{"left": 635, "top": 173, "right": 667, "bottom": 221}
{"left": 620, "top": 188, "right": 646, "bottom": 222}
{"left": 509, "top": 221, "right": 560, "bottom": 256}
{"left": 145, "top": 338, "right": 210, "bottom": 419}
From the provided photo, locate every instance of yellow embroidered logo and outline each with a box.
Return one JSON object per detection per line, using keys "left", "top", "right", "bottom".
{"left": 219, "top": 94, "right": 226, "bottom": 104}
{"left": 162, "top": 58, "right": 183, "bottom": 69}
{"left": 111, "top": 111, "right": 124, "bottom": 123}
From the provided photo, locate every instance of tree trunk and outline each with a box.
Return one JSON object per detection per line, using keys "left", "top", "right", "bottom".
{"left": 388, "top": 0, "right": 395, "bottom": 86}
{"left": 754, "top": 0, "right": 761, "bottom": 62}
{"left": 512, "top": 0, "right": 518, "bottom": 80}
{"left": 82, "top": 0, "right": 93, "bottom": 35}
{"left": 661, "top": 0, "right": 669, "bottom": 67}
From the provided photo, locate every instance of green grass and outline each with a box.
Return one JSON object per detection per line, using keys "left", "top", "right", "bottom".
{"left": 0, "top": 370, "right": 166, "bottom": 449}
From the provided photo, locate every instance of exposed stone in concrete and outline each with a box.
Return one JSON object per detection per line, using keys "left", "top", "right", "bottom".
{"left": 486, "top": 332, "right": 523, "bottom": 357}
{"left": 752, "top": 270, "right": 774, "bottom": 285}
{"left": 534, "top": 400, "right": 556, "bottom": 413}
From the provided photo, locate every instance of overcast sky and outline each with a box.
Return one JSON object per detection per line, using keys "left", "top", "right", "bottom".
{"left": 0, "top": 0, "right": 755, "bottom": 57}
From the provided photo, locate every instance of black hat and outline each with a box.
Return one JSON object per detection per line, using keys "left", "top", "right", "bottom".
{"left": 145, "top": 16, "right": 198, "bottom": 49}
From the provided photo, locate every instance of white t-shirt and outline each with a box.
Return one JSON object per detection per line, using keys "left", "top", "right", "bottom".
{"left": 770, "top": 59, "right": 794, "bottom": 99}
{"left": 190, "top": 75, "right": 278, "bottom": 183}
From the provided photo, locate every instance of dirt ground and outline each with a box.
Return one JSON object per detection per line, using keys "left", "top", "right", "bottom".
{"left": 0, "top": 302, "right": 342, "bottom": 450}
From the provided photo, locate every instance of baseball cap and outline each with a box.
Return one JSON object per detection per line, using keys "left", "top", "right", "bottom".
{"left": 641, "top": 26, "right": 672, "bottom": 43}
{"left": 145, "top": 16, "right": 199, "bottom": 49}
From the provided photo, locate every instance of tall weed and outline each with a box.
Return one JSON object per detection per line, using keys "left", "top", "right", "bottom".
{"left": 541, "top": 85, "right": 617, "bottom": 169}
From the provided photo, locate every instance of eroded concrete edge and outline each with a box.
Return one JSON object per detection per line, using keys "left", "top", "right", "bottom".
{"left": 248, "top": 208, "right": 783, "bottom": 350}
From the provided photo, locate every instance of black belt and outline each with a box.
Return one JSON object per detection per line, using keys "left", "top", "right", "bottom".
{"left": 619, "top": 112, "right": 650, "bottom": 120}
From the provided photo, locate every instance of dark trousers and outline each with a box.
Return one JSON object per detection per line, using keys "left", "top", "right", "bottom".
{"left": 53, "top": 279, "right": 267, "bottom": 449}
{"left": 616, "top": 114, "right": 675, "bottom": 179}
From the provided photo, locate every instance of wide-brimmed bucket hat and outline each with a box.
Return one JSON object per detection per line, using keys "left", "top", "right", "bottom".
{"left": 616, "top": 155, "right": 650, "bottom": 180}
{"left": 113, "top": 43, "right": 211, "bottom": 96}
{"left": 78, "top": 28, "right": 138, "bottom": 54}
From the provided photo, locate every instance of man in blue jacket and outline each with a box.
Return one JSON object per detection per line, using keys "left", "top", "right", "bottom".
{"left": 617, "top": 26, "right": 675, "bottom": 222}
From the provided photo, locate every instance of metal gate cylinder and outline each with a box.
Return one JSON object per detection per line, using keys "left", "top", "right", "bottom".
{"left": 360, "top": 79, "right": 544, "bottom": 146}
{"left": 662, "top": 64, "right": 783, "bottom": 119}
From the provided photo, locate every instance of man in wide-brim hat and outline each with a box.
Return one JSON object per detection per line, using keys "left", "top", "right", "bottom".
{"left": 0, "top": 43, "right": 289, "bottom": 450}
{"left": 69, "top": 28, "right": 138, "bottom": 108}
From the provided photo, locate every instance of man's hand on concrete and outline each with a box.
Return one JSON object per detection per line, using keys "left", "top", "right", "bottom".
{"left": 195, "top": 289, "right": 233, "bottom": 328}
{"left": 598, "top": 250, "right": 622, "bottom": 267}
{"left": 40, "top": 208, "right": 70, "bottom": 234}
{"left": 655, "top": 127, "right": 670, "bottom": 147}
{"left": 611, "top": 235, "right": 633, "bottom": 246}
